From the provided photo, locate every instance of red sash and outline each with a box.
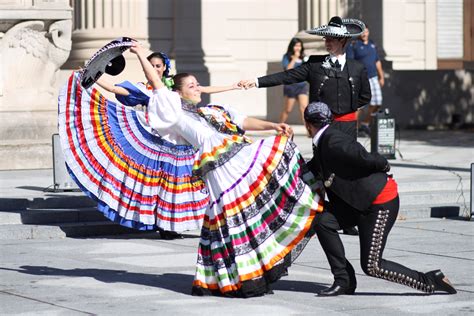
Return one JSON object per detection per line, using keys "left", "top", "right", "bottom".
{"left": 333, "top": 112, "right": 357, "bottom": 122}
{"left": 372, "top": 177, "right": 398, "bottom": 205}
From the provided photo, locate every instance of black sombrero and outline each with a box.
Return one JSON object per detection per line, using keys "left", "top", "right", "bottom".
{"left": 81, "top": 37, "right": 135, "bottom": 89}
{"left": 306, "top": 16, "right": 365, "bottom": 38}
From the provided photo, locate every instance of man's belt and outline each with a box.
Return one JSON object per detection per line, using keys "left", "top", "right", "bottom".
{"left": 333, "top": 111, "right": 357, "bottom": 122}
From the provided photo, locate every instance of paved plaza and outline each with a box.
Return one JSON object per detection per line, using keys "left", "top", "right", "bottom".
{"left": 0, "top": 129, "right": 473, "bottom": 315}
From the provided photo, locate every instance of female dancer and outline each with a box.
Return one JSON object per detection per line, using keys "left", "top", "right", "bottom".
{"left": 58, "top": 41, "right": 210, "bottom": 236}
{"left": 128, "top": 42, "right": 324, "bottom": 297}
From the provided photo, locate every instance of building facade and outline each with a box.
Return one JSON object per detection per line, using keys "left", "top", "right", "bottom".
{"left": 0, "top": 0, "right": 472, "bottom": 169}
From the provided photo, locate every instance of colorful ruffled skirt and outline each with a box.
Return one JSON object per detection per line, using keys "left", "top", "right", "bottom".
{"left": 57, "top": 72, "right": 209, "bottom": 231}
{"left": 191, "top": 134, "right": 323, "bottom": 297}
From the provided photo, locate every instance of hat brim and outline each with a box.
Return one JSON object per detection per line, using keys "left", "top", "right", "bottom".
{"left": 306, "top": 18, "right": 365, "bottom": 38}
{"left": 81, "top": 37, "right": 135, "bottom": 89}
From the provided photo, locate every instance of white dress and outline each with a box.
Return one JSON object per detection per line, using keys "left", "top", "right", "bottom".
{"left": 147, "top": 87, "right": 324, "bottom": 297}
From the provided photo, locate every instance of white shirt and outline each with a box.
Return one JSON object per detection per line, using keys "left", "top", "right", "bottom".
{"left": 312, "top": 124, "right": 330, "bottom": 148}
{"left": 329, "top": 53, "right": 346, "bottom": 71}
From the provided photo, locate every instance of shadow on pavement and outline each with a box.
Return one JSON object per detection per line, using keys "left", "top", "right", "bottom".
{"left": 272, "top": 279, "right": 326, "bottom": 294}
{"left": 353, "top": 291, "right": 434, "bottom": 296}
{"left": 1, "top": 266, "right": 454, "bottom": 297}
{"left": 2, "top": 266, "right": 195, "bottom": 295}
{"left": 2, "top": 265, "right": 328, "bottom": 296}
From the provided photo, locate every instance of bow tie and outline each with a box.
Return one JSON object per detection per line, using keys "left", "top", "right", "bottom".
{"left": 329, "top": 59, "right": 341, "bottom": 70}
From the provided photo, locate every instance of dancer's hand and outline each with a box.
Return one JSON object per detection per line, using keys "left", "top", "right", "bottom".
{"left": 274, "top": 123, "right": 293, "bottom": 137}
{"left": 232, "top": 82, "right": 243, "bottom": 90}
{"left": 238, "top": 80, "right": 256, "bottom": 90}
{"left": 129, "top": 41, "right": 144, "bottom": 55}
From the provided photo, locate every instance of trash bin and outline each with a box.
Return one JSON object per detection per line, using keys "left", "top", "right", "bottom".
{"left": 370, "top": 109, "right": 396, "bottom": 159}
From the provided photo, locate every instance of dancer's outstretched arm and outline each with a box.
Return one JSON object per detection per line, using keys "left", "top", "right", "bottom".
{"left": 201, "top": 83, "right": 241, "bottom": 94}
{"left": 95, "top": 76, "right": 130, "bottom": 96}
{"left": 243, "top": 117, "right": 293, "bottom": 137}
{"left": 130, "top": 43, "right": 165, "bottom": 91}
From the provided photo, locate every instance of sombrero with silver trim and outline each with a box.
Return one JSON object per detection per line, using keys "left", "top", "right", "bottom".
{"left": 306, "top": 16, "right": 365, "bottom": 38}
{"left": 81, "top": 37, "right": 135, "bottom": 89}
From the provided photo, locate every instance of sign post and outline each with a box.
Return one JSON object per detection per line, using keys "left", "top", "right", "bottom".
{"left": 52, "top": 134, "right": 79, "bottom": 191}
{"left": 371, "top": 109, "right": 396, "bottom": 159}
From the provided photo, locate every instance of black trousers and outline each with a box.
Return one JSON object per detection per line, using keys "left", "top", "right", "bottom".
{"left": 332, "top": 120, "right": 357, "bottom": 140}
{"left": 314, "top": 195, "right": 433, "bottom": 292}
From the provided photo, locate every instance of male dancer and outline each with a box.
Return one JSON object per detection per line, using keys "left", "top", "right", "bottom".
{"left": 240, "top": 16, "right": 371, "bottom": 140}
{"left": 304, "top": 101, "right": 457, "bottom": 296}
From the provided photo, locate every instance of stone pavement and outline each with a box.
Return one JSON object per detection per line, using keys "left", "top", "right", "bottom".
{"left": 0, "top": 129, "right": 473, "bottom": 315}
{"left": 0, "top": 218, "right": 473, "bottom": 315}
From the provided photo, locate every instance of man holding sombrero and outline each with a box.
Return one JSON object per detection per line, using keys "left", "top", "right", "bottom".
{"left": 240, "top": 16, "right": 371, "bottom": 140}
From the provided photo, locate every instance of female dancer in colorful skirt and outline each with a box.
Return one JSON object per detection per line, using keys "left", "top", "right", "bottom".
{"left": 124, "top": 41, "right": 324, "bottom": 297}
{"left": 89, "top": 48, "right": 241, "bottom": 239}
{"left": 58, "top": 38, "right": 210, "bottom": 235}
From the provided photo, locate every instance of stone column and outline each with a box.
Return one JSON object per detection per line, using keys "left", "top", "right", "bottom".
{"left": 0, "top": 0, "right": 73, "bottom": 170}
{"left": 172, "top": 0, "right": 207, "bottom": 77}
{"left": 201, "top": 0, "right": 240, "bottom": 106}
{"left": 64, "top": 0, "right": 150, "bottom": 84}
{"left": 296, "top": 0, "right": 349, "bottom": 55}
{"left": 172, "top": 0, "right": 239, "bottom": 105}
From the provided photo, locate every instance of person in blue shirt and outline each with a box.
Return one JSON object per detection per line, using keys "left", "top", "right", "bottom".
{"left": 280, "top": 38, "right": 309, "bottom": 124}
{"left": 346, "top": 25, "right": 385, "bottom": 136}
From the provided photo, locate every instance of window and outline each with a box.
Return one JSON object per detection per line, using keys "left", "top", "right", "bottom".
{"left": 437, "top": 0, "right": 474, "bottom": 69}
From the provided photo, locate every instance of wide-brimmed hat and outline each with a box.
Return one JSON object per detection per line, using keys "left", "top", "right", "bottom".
{"left": 306, "top": 16, "right": 365, "bottom": 38}
{"left": 81, "top": 37, "right": 135, "bottom": 89}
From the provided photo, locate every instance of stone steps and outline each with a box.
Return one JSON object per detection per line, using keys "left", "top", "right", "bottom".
{"left": 0, "top": 207, "right": 103, "bottom": 225}
{"left": 0, "top": 221, "right": 150, "bottom": 240}
{"left": 399, "top": 204, "right": 468, "bottom": 219}
{"left": 399, "top": 189, "right": 468, "bottom": 206}
{"left": 397, "top": 178, "right": 470, "bottom": 193}
{"left": 0, "top": 140, "right": 53, "bottom": 170}
{"left": 0, "top": 154, "right": 470, "bottom": 239}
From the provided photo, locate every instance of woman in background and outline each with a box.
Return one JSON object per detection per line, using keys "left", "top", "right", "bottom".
{"left": 280, "top": 38, "right": 309, "bottom": 124}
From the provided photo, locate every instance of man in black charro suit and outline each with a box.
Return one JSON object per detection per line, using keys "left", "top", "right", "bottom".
{"left": 240, "top": 16, "right": 371, "bottom": 141}
{"left": 303, "top": 101, "right": 457, "bottom": 297}
{"left": 240, "top": 16, "right": 371, "bottom": 236}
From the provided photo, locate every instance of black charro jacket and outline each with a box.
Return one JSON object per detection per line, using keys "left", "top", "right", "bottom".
{"left": 307, "top": 125, "right": 389, "bottom": 211}
{"left": 258, "top": 55, "right": 371, "bottom": 115}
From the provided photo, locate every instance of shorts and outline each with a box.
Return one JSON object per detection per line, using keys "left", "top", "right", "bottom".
{"left": 283, "top": 82, "right": 309, "bottom": 98}
{"left": 368, "top": 76, "right": 382, "bottom": 106}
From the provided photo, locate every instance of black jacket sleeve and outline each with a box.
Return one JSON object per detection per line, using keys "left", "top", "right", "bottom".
{"left": 257, "top": 63, "right": 310, "bottom": 88}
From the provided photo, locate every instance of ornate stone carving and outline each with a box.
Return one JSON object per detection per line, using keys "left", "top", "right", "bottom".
{"left": 0, "top": 19, "right": 72, "bottom": 109}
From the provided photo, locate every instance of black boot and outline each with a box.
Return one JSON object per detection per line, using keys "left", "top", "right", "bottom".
{"left": 426, "top": 270, "right": 457, "bottom": 294}
{"left": 157, "top": 228, "right": 184, "bottom": 240}
{"left": 318, "top": 283, "right": 356, "bottom": 296}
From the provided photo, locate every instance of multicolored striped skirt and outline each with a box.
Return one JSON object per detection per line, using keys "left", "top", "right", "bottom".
{"left": 57, "top": 72, "right": 209, "bottom": 232}
{"left": 191, "top": 134, "right": 323, "bottom": 297}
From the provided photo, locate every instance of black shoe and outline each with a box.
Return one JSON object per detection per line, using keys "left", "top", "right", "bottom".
{"left": 426, "top": 270, "right": 457, "bottom": 294}
{"left": 342, "top": 226, "right": 359, "bottom": 236}
{"left": 318, "top": 283, "right": 356, "bottom": 297}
